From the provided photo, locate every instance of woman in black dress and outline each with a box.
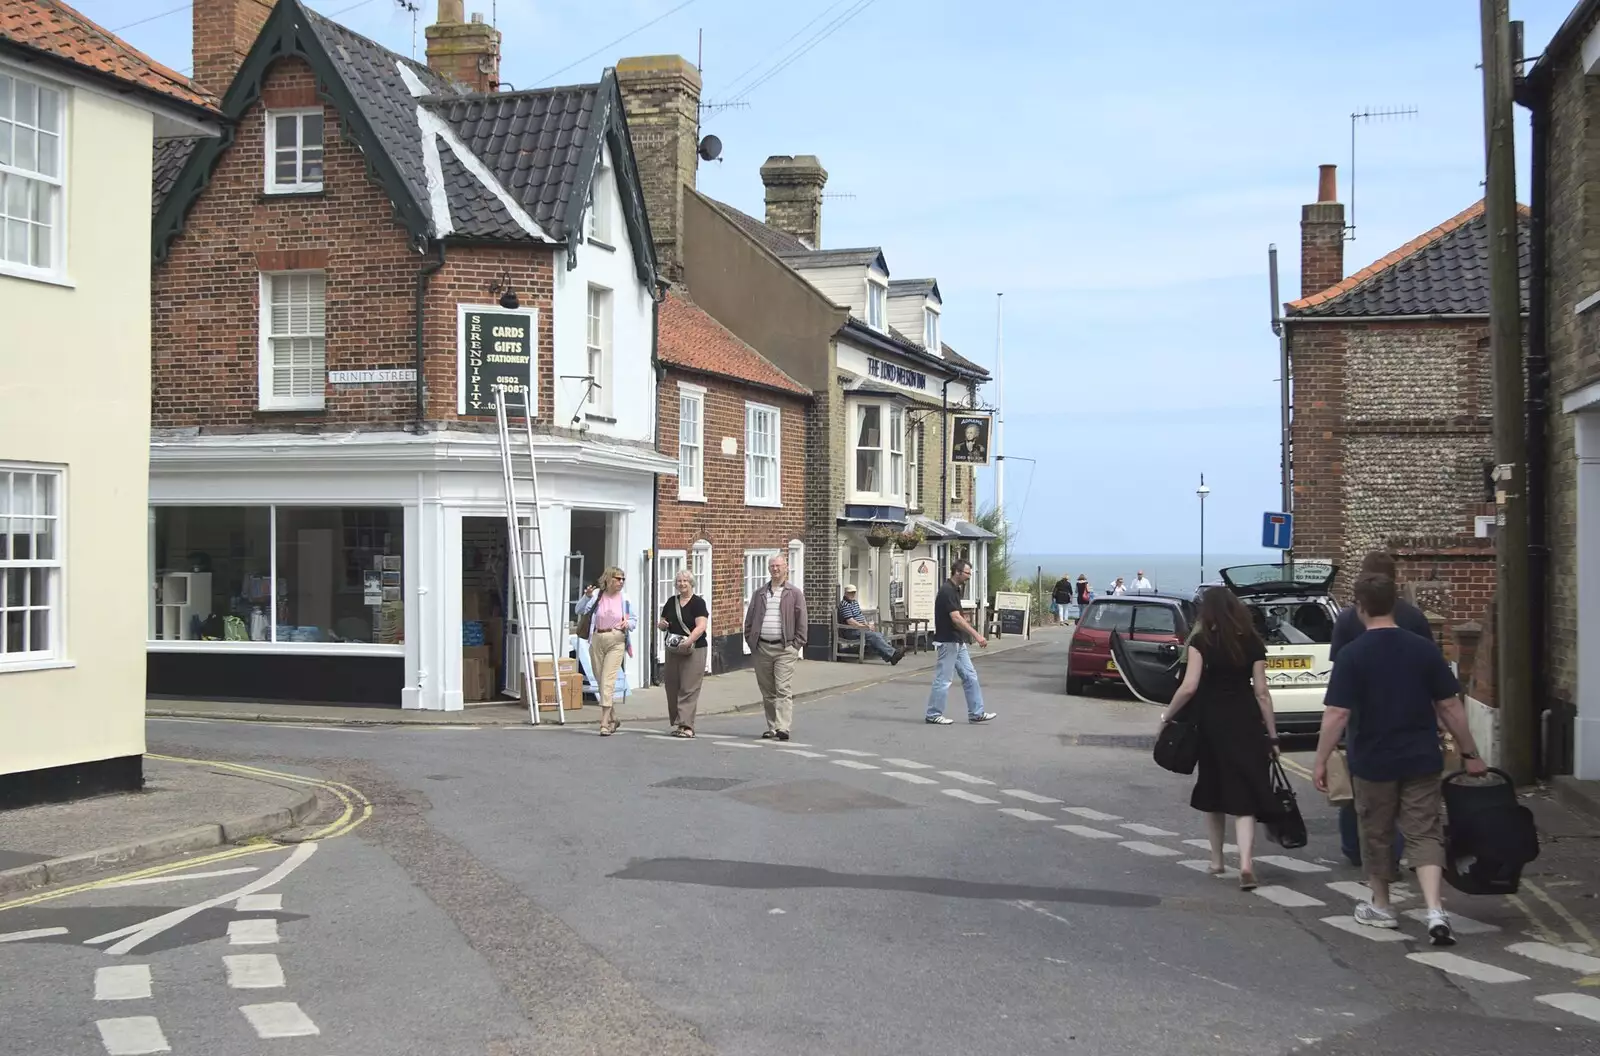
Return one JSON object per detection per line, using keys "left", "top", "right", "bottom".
{"left": 1158, "top": 587, "right": 1280, "bottom": 889}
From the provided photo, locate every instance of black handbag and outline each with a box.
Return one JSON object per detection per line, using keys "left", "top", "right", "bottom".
{"left": 1153, "top": 718, "right": 1200, "bottom": 775}
{"left": 1264, "top": 757, "right": 1308, "bottom": 848}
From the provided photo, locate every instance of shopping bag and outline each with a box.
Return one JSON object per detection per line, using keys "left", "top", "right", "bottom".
{"left": 1265, "top": 757, "right": 1308, "bottom": 848}
{"left": 1153, "top": 718, "right": 1200, "bottom": 775}
{"left": 1324, "top": 749, "right": 1354, "bottom": 805}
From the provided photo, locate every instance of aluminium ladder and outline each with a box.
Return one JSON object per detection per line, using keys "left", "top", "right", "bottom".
{"left": 493, "top": 386, "right": 564, "bottom": 724}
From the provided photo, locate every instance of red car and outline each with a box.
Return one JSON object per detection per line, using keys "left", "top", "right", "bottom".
{"left": 1065, "top": 594, "right": 1195, "bottom": 697}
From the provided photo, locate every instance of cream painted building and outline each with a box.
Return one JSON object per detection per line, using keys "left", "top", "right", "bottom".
{"left": 0, "top": 3, "right": 219, "bottom": 807}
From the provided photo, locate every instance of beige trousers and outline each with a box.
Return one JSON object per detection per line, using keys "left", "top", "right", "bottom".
{"left": 664, "top": 648, "right": 706, "bottom": 728}
{"left": 753, "top": 639, "right": 796, "bottom": 733}
{"left": 591, "top": 630, "right": 628, "bottom": 711}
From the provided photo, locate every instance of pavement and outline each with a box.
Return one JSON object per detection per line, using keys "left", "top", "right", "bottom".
{"left": 5, "top": 635, "right": 1600, "bottom": 1055}
{"left": 146, "top": 625, "right": 1054, "bottom": 727}
{"left": 0, "top": 757, "right": 319, "bottom": 897}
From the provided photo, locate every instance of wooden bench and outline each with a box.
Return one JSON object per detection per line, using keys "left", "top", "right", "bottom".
{"left": 881, "top": 602, "right": 929, "bottom": 655}
{"left": 833, "top": 607, "right": 875, "bottom": 662}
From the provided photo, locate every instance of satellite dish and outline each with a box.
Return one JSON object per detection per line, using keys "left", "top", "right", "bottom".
{"left": 697, "top": 134, "right": 722, "bottom": 162}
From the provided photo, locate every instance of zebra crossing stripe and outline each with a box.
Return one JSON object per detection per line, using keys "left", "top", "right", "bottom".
{"left": 1253, "top": 854, "right": 1330, "bottom": 874}
{"left": 1535, "top": 993, "right": 1600, "bottom": 1024}
{"left": 1506, "top": 942, "right": 1600, "bottom": 973}
{"left": 1406, "top": 952, "right": 1529, "bottom": 984}
{"left": 1252, "top": 886, "right": 1326, "bottom": 908}
{"left": 1319, "top": 915, "right": 1410, "bottom": 942}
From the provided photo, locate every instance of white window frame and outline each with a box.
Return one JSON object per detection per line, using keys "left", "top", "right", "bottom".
{"left": 677, "top": 382, "right": 705, "bottom": 502}
{"left": 744, "top": 401, "right": 782, "bottom": 507}
{"left": 889, "top": 406, "right": 905, "bottom": 499}
{"left": 0, "top": 463, "right": 65, "bottom": 668}
{"left": 264, "top": 107, "right": 325, "bottom": 194}
{"left": 907, "top": 420, "right": 923, "bottom": 510}
{"left": 854, "top": 403, "right": 883, "bottom": 496}
{"left": 787, "top": 539, "right": 805, "bottom": 594}
{"left": 866, "top": 279, "right": 887, "bottom": 330}
{"left": 586, "top": 162, "right": 613, "bottom": 245}
{"left": 847, "top": 398, "right": 909, "bottom": 507}
{"left": 741, "top": 548, "right": 780, "bottom": 654}
{"left": 923, "top": 306, "right": 939, "bottom": 350}
{"left": 0, "top": 65, "right": 68, "bottom": 284}
{"left": 259, "top": 270, "right": 327, "bottom": 411}
{"left": 586, "top": 284, "right": 614, "bottom": 417}
{"left": 655, "top": 548, "right": 687, "bottom": 663}
{"left": 691, "top": 539, "right": 712, "bottom": 672}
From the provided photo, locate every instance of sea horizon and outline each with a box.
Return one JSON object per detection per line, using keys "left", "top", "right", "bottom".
{"left": 1009, "top": 552, "right": 1280, "bottom": 598}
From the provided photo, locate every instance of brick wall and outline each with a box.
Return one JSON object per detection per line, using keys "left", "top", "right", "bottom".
{"left": 655, "top": 367, "right": 806, "bottom": 665}
{"left": 1392, "top": 539, "right": 1497, "bottom": 630}
{"left": 153, "top": 57, "right": 558, "bottom": 433}
{"left": 802, "top": 376, "right": 849, "bottom": 646}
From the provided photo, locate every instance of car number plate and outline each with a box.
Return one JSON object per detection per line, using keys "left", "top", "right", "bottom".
{"left": 1105, "top": 659, "right": 1119, "bottom": 672}
{"left": 1267, "top": 655, "right": 1314, "bottom": 671}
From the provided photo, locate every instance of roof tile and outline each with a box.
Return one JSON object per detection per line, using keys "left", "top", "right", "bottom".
{"left": 658, "top": 291, "right": 810, "bottom": 397}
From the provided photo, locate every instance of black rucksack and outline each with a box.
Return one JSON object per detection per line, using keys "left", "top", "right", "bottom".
{"left": 1443, "top": 768, "right": 1540, "bottom": 896}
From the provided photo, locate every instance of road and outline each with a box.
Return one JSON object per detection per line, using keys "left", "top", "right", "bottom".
{"left": 3, "top": 640, "right": 1599, "bottom": 1055}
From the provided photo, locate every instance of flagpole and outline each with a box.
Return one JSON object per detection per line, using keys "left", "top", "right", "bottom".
{"left": 994, "top": 292, "right": 1004, "bottom": 524}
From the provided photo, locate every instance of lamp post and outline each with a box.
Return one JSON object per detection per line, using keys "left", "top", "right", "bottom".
{"left": 1197, "top": 474, "right": 1211, "bottom": 586}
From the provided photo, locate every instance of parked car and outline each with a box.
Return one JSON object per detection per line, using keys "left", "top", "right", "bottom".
{"left": 1066, "top": 594, "right": 1195, "bottom": 696}
{"left": 1113, "top": 563, "right": 1339, "bottom": 734}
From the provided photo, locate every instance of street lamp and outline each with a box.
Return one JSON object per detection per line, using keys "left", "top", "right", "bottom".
{"left": 1197, "top": 474, "right": 1211, "bottom": 586}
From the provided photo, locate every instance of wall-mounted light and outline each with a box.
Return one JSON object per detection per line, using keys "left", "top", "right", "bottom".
{"left": 488, "top": 272, "right": 519, "bottom": 310}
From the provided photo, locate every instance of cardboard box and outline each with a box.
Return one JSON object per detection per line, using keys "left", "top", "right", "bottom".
{"left": 538, "top": 670, "right": 585, "bottom": 711}
{"left": 462, "top": 657, "right": 494, "bottom": 702}
{"left": 534, "top": 657, "right": 579, "bottom": 680}
{"left": 463, "top": 591, "right": 484, "bottom": 621}
{"left": 463, "top": 645, "right": 491, "bottom": 663}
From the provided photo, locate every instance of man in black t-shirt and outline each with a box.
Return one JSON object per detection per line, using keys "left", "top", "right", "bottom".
{"left": 1313, "top": 573, "right": 1486, "bottom": 948}
{"left": 1328, "top": 551, "right": 1435, "bottom": 662}
{"left": 925, "top": 560, "right": 997, "bottom": 725}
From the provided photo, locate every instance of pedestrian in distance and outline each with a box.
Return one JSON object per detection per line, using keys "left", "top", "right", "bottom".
{"left": 743, "top": 554, "right": 807, "bottom": 740}
{"left": 926, "top": 559, "right": 998, "bottom": 725}
{"left": 1076, "top": 575, "right": 1092, "bottom": 608}
{"left": 1052, "top": 574, "right": 1075, "bottom": 623}
{"left": 1312, "top": 572, "right": 1487, "bottom": 946}
{"left": 1134, "top": 570, "right": 1154, "bottom": 594}
{"left": 1158, "top": 585, "right": 1279, "bottom": 890}
{"left": 576, "top": 567, "right": 635, "bottom": 736}
{"left": 837, "top": 584, "right": 905, "bottom": 665}
{"left": 658, "top": 568, "right": 709, "bottom": 738}
{"left": 1111, "top": 577, "right": 1128, "bottom": 596}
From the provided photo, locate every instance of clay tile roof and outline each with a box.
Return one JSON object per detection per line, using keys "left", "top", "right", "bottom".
{"left": 1, "top": 0, "right": 217, "bottom": 113}
{"left": 658, "top": 291, "right": 811, "bottom": 398}
{"left": 1286, "top": 199, "right": 1531, "bottom": 317}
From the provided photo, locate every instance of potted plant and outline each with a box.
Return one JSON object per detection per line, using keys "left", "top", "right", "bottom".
{"left": 894, "top": 528, "right": 925, "bottom": 551}
{"left": 865, "top": 525, "right": 895, "bottom": 549}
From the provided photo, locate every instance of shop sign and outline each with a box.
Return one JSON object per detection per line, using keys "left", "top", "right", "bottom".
{"left": 330, "top": 369, "right": 416, "bottom": 384}
{"left": 867, "top": 357, "right": 927, "bottom": 391}
{"left": 907, "top": 557, "right": 939, "bottom": 623}
{"left": 458, "top": 305, "right": 537, "bottom": 417}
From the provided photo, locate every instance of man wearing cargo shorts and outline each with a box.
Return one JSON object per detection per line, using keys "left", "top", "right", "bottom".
{"left": 1312, "top": 573, "right": 1487, "bottom": 946}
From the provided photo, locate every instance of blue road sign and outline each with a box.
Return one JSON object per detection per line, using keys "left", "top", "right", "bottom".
{"left": 1262, "top": 512, "right": 1292, "bottom": 550}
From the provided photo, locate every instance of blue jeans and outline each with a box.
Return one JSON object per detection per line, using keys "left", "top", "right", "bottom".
{"left": 842, "top": 628, "right": 896, "bottom": 661}
{"left": 927, "top": 642, "right": 985, "bottom": 719}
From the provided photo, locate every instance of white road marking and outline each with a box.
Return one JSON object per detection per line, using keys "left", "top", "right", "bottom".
{"left": 224, "top": 954, "right": 285, "bottom": 989}
{"left": 1120, "top": 841, "right": 1182, "bottom": 857}
{"left": 712, "top": 741, "right": 762, "bottom": 749}
{"left": 1255, "top": 854, "right": 1331, "bottom": 874}
{"left": 1407, "top": 952, "right": 1529, "bottom": 983}
{"left": 1057, "top": 824, "right": 1121, "bottom": 840}
{"left": 239, "top": 1002, "right": 320, "bottom": 1039}
{"left": 942, "top": 788, "right": 1000, "bottom": 805}
{"left": 1327, "top": 880, "right": 1414, "bottom": 904}
{"left": 1183, "top": 839, "right": 1237, "bottom": 853}
{"left": 227, "top": 919, "right": 279, "bottom": 946}
{"left": 1400, "top": 908, "right": 1499, "bottom": 935}
{"left": 880, "top": 758, "right": 931, "bottom": 769}
{"left": 1536, "top": 993, "right": 1600, "bottom": 1023}
{"left": 1119, "top": 822, "right": 1178, "bottom": 837}
{"left": 1062, "top": 807, "right": 1121, "bottom": 822}
{"left": 692, "top": 732, "right": 732, "bottom": 739}
{"left": 1000, "top": 789, "right": 1061, "bottom": 804}
{"left": 776, "top": 749, "right": 826, "bottom": 758}
{"left": 95, "top": 1017, "right": 170, "bottom": 1055}
{"left": 0, "top": 927, "right": 68, "bottom": 943}
{"left": 95, "top": 965, "right": 152, "bottom": 1001}
{"left": 1507, "top": 941, "right": 1600, "bottom": 973}
{"left": 828, "top": 749, "right": 878, "bottom": 757}
{"left": 644, "top": 735, "right": 686, "bottom": 741}
{"left": 90, "top": 842, "right": 317, "bottom": 956}
{"left": 1253, "top": 886, "right": 1326, "bottom": 908}
{"left": 1320, "top": 915, "right": 1410, "bottom": 942}
{"left": 882, "top": 771, "right": 938, "bottom": 785}
{"left": 777, "top": 742, "right": 814, "bottom": 748}
{"left": 938, "top": 770, "right": 995, "bottom": 786}
{"left": 998, "top": 808, "right": 1055, "bottom": 822}
{"left": 767, "top": 908, "right": 786, "bottom": 915}
{"left": 235, "top": 894, "right": 281, "bottom": 912}
{"left": 105, "top": 867, "right": 260, "bottom": 888}
{"left": 831, "top": 759, "right": 880, "bottom": 770}
{"left": 1179, "top": 860, "right": 1238, "bottom": 878}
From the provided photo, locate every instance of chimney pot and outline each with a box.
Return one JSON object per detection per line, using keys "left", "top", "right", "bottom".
{"left": 438, "top": 0, "right": 464, "bottom": 22}
{"left": 471, "top": 12, "right": 483, "bottom": 23}
{"left": 1317, "top": 163, "right": 1338, "bottom": 204}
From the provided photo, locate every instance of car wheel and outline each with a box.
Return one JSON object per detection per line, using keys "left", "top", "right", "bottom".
{"left": 1066, "top": 675, "right": 1085, "bottom": 696}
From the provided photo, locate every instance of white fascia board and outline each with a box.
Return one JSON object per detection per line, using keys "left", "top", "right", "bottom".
{"left": 150, "top": 430, "right": 674, "bottom": 474}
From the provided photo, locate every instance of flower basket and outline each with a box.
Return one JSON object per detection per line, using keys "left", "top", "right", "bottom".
{"left": 865, "top": 527, "right": 895, "bottom": 549}
{"left": 894, "top": 529, "right": 925, "bottom": 551}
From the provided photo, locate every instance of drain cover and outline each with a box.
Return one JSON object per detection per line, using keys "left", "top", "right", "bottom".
{"left": 652, "top": 776, "right": 748, "bottom": 791}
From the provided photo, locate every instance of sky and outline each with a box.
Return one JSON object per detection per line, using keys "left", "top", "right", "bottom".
{"left": 89, "top": 0, "right": 1573, "bottom": 555}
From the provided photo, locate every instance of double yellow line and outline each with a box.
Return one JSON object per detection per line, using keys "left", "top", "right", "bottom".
{"left": 0, "top": 757, "right": 371, "bottom": 913}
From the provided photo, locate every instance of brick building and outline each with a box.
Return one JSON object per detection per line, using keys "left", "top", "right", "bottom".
{"left": 615, "top": 56, "right": 991, "bottom": 652}
{"left": 1517, "top": 0, "right": 1600, "bottom": 780}
{"left": 655, "top": 290, "right": 810, "bottom": 672}
{"left": 1282, "top": 165, "right": 1527, "bottom": 625}
{"left": 145, "top": 0, "right": 672, "bottom": 709}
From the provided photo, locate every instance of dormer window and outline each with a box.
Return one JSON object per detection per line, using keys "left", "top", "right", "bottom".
{"left": 923, "top": 307, "right": 939, "bottom": 351}
{"left": 265, "top": 109, "right": 324, "bottom": 194}
{"left": 866, "top": 280, "right": 887, "bottom": 330}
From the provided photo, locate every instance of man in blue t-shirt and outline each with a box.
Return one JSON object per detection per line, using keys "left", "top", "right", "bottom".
{"left": 1313, "top": 573, "right": 1487, "bottom": 947}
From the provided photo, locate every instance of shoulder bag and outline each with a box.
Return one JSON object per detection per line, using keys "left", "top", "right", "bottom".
{"left": 667, "top": 596, "right": 696, "bottom": 656}
{"left": 1153, "top": 717, "right": 1200, "bottom": 775}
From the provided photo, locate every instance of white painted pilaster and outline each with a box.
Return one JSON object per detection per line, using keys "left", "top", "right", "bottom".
{"left": 1575, "top": 409, "right": 1600, "bottom": 779}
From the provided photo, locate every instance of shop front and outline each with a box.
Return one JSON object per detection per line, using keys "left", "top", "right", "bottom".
{"left": 147, "top": 431, "right": 668, "bottom": 710}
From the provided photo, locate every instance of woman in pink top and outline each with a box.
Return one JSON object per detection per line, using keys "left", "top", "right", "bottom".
{"left": 577, "top": 567, "right": 635, "bottom": 735}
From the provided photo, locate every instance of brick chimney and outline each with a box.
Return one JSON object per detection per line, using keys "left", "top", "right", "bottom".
{"left": 1301, "top": 163, "right": 1345, "bottom": 297}
{"left": 425, "top": 0, "right": 500, "bottom": 93}
{"left": 615, "top": 55, "right": 702, "bottom": 281}
{"left": 760, "top": 155, "right": 827, "bottom": 249}
{"left": 192, "top": 0, "right": 273, "bottom": 100}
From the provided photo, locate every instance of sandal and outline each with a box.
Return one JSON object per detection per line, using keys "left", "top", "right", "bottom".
{"left": 1207, "top": 863, "right": 1226, "bottom": 876}
{"left": 1239, "top": 871, "right": 1258, "bottom": 892}
{"left": 680, "top": 727, "right": 694, "bottom": 738}
{"left": 599, "top": 725, "right": 614, "bottom": 737}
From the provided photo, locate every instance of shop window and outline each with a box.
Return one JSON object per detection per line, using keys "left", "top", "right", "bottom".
{"left": 150, "top": 506, "right": 403, "bottom": 646}
{"left": 0, "top": 465, "right": 63, "bottom": 664}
